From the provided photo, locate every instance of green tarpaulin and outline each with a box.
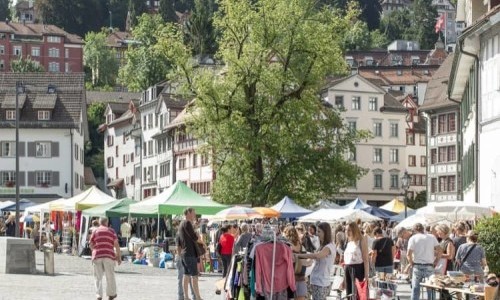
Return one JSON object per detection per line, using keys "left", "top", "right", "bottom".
{"left": 82, "top": 198, "right": 136, "bottom": 218}
{"left": 129, "top": 181, "right": 228, "bottom": 216}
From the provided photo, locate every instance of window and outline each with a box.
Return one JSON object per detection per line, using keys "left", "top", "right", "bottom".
{"left": 431, "top": 149, "right": 437, "bottom": 164}
{"left": 374, "top": 174, "right": 383, "bottom": 188}
{"left": 31, "top": 47, "right": 40, "bottom": 57}
{"left": 431, "top": 178, "right": 437, "bottom": 193}
{"left": 179, "top": 158, "right": 186, "bottom": 169}
{"left": 160, "top": 161, "right": 170, "bottom": 177}
{"left": 35, "top": 142, "right": 51, "bottom": 157}
{"left": 348, "top": 148, "right": 356, "bottom": 161}
{"left": 368, "top": 97, "right": 378, "bottom": 111}
{"left": 1, "top": 141, "right": 15, "bottom": 157}
{"left": 390, "top": 174, "right": 399, "bottom": 189}
{"left": 335, "top": 96, "right": 344, "bottom": 109}
{"left": 201, "top": 154, "right": 209, "bottom": 166}
{"left": 107, "top": 157, "right": 114, "bottom": 168}
{"left": 390, "top": 123, "right": 399, "bottom": 137}
{"left": 448, "top": 113, "right": 456, "bottom": 132}
{"left": 115, "top": 145, "right": 119, "bottom": 157}
{"left": 107, "top": 135, "right": 114, "bottom": 147}
{"left": 65, "top": 62, "right": 69, "bottom": 73}
{"left": 36, "top": 171, "right": 52, "bottom": 186}
{"left": 448, "top": 176, "right": 456, "bottom": 191}
{"left": 65, "top": 48, "right": 69, "bottom": 58}
{"left": 373, "top": 148, "right": 382, "bottom": 163}
{"left": 348, "top": 121, "right": 357, "bottom": 133}
{"left": 389, "top": 149, "right": 399, "bottom": 163}
{"left": 431, "top": 117, "right": 437, "bottom": 135}
{"left": 192, "top": 153, "right": 198, "bottom": 167}
{"left": 38, "top": 111, "right": 50, "bottom": 120}
{"left": 0, "top": 59, "right": 4, "bottom": 69}
{"left": 148, "top": 140, "right": 153, "bottom": 156}
{"left": 6, "top": 110, "right": 15, "bottom": 120}
{"left": 74, "top": 144, "right": 79, "bottom": 160}
{"left": 13, "top": 45, "right": 21, "bottom": 56}
{"left": 439, "top": 176, "right": 447, "bottom": 192}
{"left": 420, "top": 134, "right": 426, "bottom": 145}
{"left": 421, "top": 156, "right": 426, "bottom": 167}
{"left": 438, "top": 147, "right": 447, "bottom": 162}
{"left": 351, "top": 96, "right": 361, "bottom": 110}
{"left": 406, "top": 132, "right": 415, "bottom": 145}
{"left": 0, "top": 45, "right": 4, "bottom": 54}
{"left": 1, "top": 171, "right": 16, "bottom": 185}
{"left": 447, "top": 146, "right": 456, "bottom": 161}
{"left": 373, "top": 122, "right": 382, "bottom": 137}
{"left": 438, "top": 115, "right": 447, "bottom": 133}
{"left": 409, "top": 155, "right": 416, "bottom": 167}
{"left": 47, "top": 36, "right": 61, "bottom": 43}
{"left": 48, "top": 62, "right": 59, "bottom": 72}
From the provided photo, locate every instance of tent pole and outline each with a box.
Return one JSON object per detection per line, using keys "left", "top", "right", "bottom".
{"left": 157, "top": 212, "right": 160, "bottom": 241}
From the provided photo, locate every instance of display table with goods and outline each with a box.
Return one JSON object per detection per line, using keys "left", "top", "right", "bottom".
{"left": 420, "top": 272, "right": 496, "bottom": 300}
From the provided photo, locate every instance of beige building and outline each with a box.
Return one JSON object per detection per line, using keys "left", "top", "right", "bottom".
{"left": 323, "top": 74, "right": 408, "bottom": 205}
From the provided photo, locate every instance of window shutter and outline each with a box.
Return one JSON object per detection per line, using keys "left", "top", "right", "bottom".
{"left": 19, "top": 142, "right": 25, "bottom": 157}
{"left": 28, "top": 172, "right": 36, "bottom": 186}
{"left": 51, "top": 142, "right": 59, "bottom": 157}
{"left": 27, "top": 142, "right": 36, "bottom": 157}
{"left": 52, "top": 171, "right": 59, "bottom": 186}
{"left": 18, "top": 172, "right": 25, "bottom": 186}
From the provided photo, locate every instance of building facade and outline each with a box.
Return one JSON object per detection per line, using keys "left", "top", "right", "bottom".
{"left": 0, "top": 21, "right": 84, "bottom": 73}
{"left": 449, "top": 0, "right": 500, "bottom": 209}
{"left": 323, "top": 74, "right": 408, "bottom": 205}
{"left": 0, "top": 73, "right": 87, "bottom": 203}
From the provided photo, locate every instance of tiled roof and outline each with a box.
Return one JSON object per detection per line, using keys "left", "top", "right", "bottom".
{"left": 0, "top": 22, "right": 83, "bottom": 44}
{"left": 0, "top": 72, "right": 85, "bottom": 128}
{"left": 84, "top": 167, "right": 98, "bottom": 186}
{"left": 382, "top": 93, "right": 406, "bottom": 113}
{"left": 106, "top": 31, "right": 134, "bottom": 48}
{"left": 359, "top": 67, "right": 436, "bottom": 86}
{"left": 86, "top": 91, "right": 141, "bottom": 104}
{"left": 2, "top": 93, "right": 26, "bottom": 108}
{"left": 421, "top": 53, "right": 456, "bottom": 111}
{"left": 108, "top": 102, "right": 129, "bottom": 114}
{"left": 32, "top": 94, "right": 57, "bottom": 109}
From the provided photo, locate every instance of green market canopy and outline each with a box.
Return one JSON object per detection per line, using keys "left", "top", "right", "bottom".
{"left": 82, "top": 198, "right": 136, "bottom": 218}
{"left": 129, "top": 181, "right": 228, "bottom": 216}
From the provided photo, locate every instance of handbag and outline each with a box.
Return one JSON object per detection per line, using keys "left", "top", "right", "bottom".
{"left": 395, "top": 249, "right": 401, "bottom": 260}
{"left": 196, "top": 241, "right": 206, "bottom": 257}
{"left": 355, "top": 278, "right": 368, "bottom": 300}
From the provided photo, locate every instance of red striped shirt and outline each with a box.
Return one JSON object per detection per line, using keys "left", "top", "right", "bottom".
{"left": 90, "top": 226, "right": 118, "bottom": 261}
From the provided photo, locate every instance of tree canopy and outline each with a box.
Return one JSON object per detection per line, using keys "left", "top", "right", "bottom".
{"left": 157, "top": 0, "right": 368, "bottom": 206}
{"left": 118, "top": 14, "right": 172, "bottom": 92}
{"left": 11, "top": 56, "right": 45, "bottom": 72}
{"left": 84, "top": 31, "right": 119, "bottom": 87}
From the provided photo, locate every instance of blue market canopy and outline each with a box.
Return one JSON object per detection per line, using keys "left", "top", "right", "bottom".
{"left": 342, "top": 197, "right": 371, "bottom": 209}
{"left": 360, "top": 206, "right": 398, "bottom": 219}
{"left": 0, "top": 199, "right": 36, "bottom": 212}
{"left": 271, "top": 196, "right": 311, "bottom": 218}
{"left": 389, "top": 209, "right": 417, "bottom": 222}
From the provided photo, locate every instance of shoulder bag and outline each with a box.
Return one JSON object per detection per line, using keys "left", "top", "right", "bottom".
{"left": 455, "top": 244, "right": 476, "bottom": 271}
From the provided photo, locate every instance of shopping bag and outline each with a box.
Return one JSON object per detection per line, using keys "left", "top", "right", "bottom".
{"left": 355, "top": 279, "right": 368, "bottom": 300}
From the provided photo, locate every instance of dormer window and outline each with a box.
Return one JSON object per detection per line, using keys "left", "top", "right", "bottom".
{"left": 6, "top": 110, "right": 15, "bottom": 120}
{"left": 365, "top": 56, "right": 374, "bottom": 66}
{"left": 411, "top": 56, "right": 420, "bottom": 65}
{"left": 106, "top": 114, "right": 114, "bottom": 124}
{"left": 38, "top": 110, "right": 50, "bottom": 120}
{"left": 345, "top": 56, "right": 354, "bottom": 67}
{"left": 47, "top": 85, "right": 56, "bottom": 93}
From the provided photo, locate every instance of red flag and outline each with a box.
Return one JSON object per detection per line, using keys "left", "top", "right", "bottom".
{"left": 435, "top": 14, "right": 445, "bottom": 33}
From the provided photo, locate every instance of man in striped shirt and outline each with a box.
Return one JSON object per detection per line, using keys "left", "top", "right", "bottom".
{"left": 90, "top": 217, "right": 121, "bottom": 300}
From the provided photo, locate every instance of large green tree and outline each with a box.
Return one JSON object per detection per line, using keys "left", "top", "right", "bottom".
{"left": 127, "top": 0, "right": 148, "bottom": 27}
{"left": 157, "top": 0, "right": 367, "bottom": 207}
{"left": 358, "top": 0, "right": 382, "bottom": 31}
{"left": 85, "top": 102, "right": 106, "bottom": 178}
{"left": 380, "top": 9, "right": 413, "bottom": 43}
{"left": 410, "top": 0, "right": 438, "bottom": 49}
{"left": 183, "top": 0, "right": 217, "bottom": 56}
{"left": 84, "top": 31, "right": 119, "bottom": 87}
{"left": 118, "top": 14, "right": 171, "bottom": 91}
{"left": 159, "top": 0, "right": 195, "bottom": 23}
{"left": 11, "top": 56, "right": 45, "bottom": 72}
{"left": 36, "top": 0, "right": 107, "bottom": 37}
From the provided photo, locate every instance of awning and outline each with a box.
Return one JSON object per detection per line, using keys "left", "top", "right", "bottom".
{"left": 106, "top": 178, "right": 124, "bottom": 189}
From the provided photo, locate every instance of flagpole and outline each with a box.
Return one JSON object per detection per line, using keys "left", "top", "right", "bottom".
{"left": 444, "top": 12, "right": 447, "bottom": 47}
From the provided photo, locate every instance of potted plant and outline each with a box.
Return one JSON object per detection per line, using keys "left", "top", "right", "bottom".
{"left": 5, "top": 181, "right": 14, "bottom": 187}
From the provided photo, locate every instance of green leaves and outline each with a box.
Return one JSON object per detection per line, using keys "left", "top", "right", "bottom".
{"left": 475, "top": 215, "right": 500, "bottom": 275}
{"left": 160, "top": 0, "right": 364, "bottom": 207}
{"left": 11, "top": 56, "right": 45, "bottom": 73}
{"left": 84, "top": 31, "right": 119, "bottom": 87}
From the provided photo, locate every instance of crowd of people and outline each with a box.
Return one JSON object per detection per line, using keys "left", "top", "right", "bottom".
{"left": 169, "top": 209, "right": 498, "bottom": 300}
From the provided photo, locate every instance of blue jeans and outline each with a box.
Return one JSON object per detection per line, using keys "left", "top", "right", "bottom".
{"left": 176, "top": 258, "right": 195, "bottom": 300}
{"left": 411, "top": 265, "right": 434, "bottom": 300}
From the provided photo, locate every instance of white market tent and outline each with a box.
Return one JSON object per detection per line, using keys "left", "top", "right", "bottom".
{"left": 49, "top": 186, "right": 116, "bottom": 212}
{"left": 298, "top": 208, "right": 382, "bottom": 223}
{"left": 0, "top": 201, "right": 15, "bottom": 210}
{"left": 416, "top": 201, "right": 494, "bottom": 222}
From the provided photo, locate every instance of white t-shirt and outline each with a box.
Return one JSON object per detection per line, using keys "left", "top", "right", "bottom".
{"left": 120, "top": 222, "right": 132, "bottom": 238}
{"left": 311, "top": 243, "right": 337, "bottom": 287}
{"left": 344, "top": 240, "right": 363, "bottom": 265}
{"left": 407, "top": 233, "right": 439, "bottom": 264}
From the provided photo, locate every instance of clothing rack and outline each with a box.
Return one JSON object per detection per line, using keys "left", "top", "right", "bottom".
{"left": 262, "top": 226, "right": 277, "bottom": 300}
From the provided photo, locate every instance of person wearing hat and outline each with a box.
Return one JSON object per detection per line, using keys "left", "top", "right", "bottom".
{"left": 455, "top": 230, "right": 488, "bottom": 282}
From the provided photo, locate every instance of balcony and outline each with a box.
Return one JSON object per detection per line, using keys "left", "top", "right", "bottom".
{"left": 174, "top": 139, "right": 199, "bottom": 153}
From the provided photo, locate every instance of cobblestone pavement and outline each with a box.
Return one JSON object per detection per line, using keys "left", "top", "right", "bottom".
{"left": 0, "top": 251, "right": 411, "bottom": 300}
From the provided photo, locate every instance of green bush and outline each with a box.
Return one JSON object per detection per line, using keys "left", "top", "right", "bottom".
{"left": 475, "top": 215, "right": 500, "bottom": 275}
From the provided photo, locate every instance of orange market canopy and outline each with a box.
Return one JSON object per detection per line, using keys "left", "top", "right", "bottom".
{"left": 253, "top": 207, "right": 281, "bottom": 218}
{"left": 49, "top": 186, "right": 116, "bottom": 211}
{"left": 380, "top": 198, "right": 414, "bottom": 214}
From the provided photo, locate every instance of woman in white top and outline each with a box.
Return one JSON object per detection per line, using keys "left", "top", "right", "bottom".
{"left": 297, "top": 222, "right": 336, "bottom": 300}
{"left": 343, "top": 222, "right": 370, "bottom": 298}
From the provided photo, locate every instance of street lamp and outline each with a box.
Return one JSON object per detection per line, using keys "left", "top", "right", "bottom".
{"left": 15, "top": 81, "right": 24, "bottom": 237}
{"left": 401, "top": 170, "right": 411, "bottom": 219}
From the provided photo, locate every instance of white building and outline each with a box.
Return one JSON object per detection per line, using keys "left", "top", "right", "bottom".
{"left": 0, "top": 73, "right": 87, "bottom": 203}
{"left": 323, "top": 74, "right": 408, "bottom": 205}
{"left": 449, "top": 0, "right": 500, "bottom": 209}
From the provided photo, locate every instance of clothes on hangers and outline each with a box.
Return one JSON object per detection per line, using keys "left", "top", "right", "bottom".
{"left": 254, "top": 242, "right": 296, "bottom": 296}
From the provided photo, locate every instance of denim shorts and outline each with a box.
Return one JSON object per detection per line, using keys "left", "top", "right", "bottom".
{"left": 375, "top": 265, "right": 394, "bottom": 275}
{"left": 182, "top": 256, "right": 199, "bottom": 276}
